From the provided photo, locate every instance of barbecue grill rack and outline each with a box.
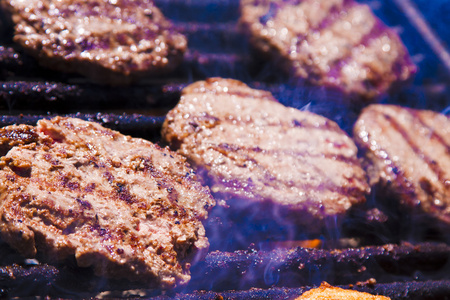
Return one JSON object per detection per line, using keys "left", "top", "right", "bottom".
{"left": 2, "top": 241, "right": 450, "bottom": 298}
{"left": 0, "top": 0, "right": 449, "bottom": 298}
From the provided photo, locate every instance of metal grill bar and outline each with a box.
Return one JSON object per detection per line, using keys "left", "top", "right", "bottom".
{"left": 0, "top": 113, "right": 165, "bottom": 141}
{"left": 188, "top": 243, "right": 450, "bottom": 291}
{"left": 0, "top": 80, "right": 184, "bottom": 112}
{"left": 1, "top": 243, "right": 449, "bottom": 298}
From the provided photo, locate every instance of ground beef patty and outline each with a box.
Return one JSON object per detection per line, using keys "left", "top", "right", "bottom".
{"left": 162, "top": 78, "right": 369, "bottom": 234}
{"left": 0, "top": 0, "right": 187, "bottom": 85}
{"left": 0, "top": 117, "right": 214, "bottom": 288}
{"left": 295, "top": 282, "right": 390, "bottom": 300}
{"left": 240, "top": 0, "right": 416, "bottom": 100}
{"left": 353, "top": 104, "right": 450, "bottom": 225}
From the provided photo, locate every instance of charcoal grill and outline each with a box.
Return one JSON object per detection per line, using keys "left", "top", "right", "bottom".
{"left": 0, "top": 0, "right": 449, "bottom": 298}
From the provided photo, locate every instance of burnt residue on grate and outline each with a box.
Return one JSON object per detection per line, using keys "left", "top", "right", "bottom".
{"left": 0, "top": 265, "right": 58, "bottom": 298}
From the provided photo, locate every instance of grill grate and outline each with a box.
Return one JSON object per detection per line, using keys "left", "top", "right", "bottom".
{"left": 1, "top": 242, "right": 449, "bottom": 298}
{"left": 0, "top": 0, "right": 449, "bottom": 298}
{"left": 188, "top": 242, "right": 450, "bottom": 291}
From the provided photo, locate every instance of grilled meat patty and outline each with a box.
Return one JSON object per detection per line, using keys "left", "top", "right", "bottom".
{"left": 162, "top": 78, "right": 369, "bottom": 231}
{"left": 353, "top": 104, "right": 450, "bottom": 225}
{"left": 0, "top": 0, "right": 187, "bottom": 85}
{"left": 0, "top": 117, "right": 214, "bottom": 288}
{"left": 240, "top": 0, "right": 416, "bottom": 99}
{"left": 295, "top": 282, "right": 390, "bottom": 300}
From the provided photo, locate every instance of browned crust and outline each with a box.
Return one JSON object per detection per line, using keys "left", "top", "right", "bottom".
{"left": 0, "top": 117, "right": 215, "bottom": 288}
{"left": 239, "top": 0, "right": 416, "bottom": 100}
{"left": 163, "top": 78, "right": 369, "bottom": 232}
{"left": 295, "top": 282, "right": 391, "bottom": 299}
{"left": 0, "top": 0, "right": 187, "bottom": 85}
{"left": 353, "top": 104, "right": 450, "bottom": 225}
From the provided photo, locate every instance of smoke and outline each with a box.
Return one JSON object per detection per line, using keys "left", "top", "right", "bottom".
{"left": 442, "top": 105, "right": 450, "bottom": 116}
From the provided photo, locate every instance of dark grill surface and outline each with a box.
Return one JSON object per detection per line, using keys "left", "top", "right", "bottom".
{"left": 0, "top": 0, "right": 449, "bottom": 298}
{"left": 152, "top": 281, "right": 450, "bottom": 300}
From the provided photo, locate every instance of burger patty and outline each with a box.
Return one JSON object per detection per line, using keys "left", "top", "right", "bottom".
{"left": 239, "top": 0, "right": 416, "bottom": 99}
{"left": 162, "top": 78, "right": 369, "bottom": 231}
{"left": 0, "top": 117, "right": 215, "bottom": 288}
{"left": 353, "top": 104, "right": 450, "bottom": 224}
{"left": 295, "top": 282, "right": 390, "bottom": 300}
{"left": 0, "top": 0, "right": 187, "bottom": 85}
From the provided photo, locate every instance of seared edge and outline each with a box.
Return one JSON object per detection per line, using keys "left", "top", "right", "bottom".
{"left": 0, "top": 117, "right": 214, "bottom": 288}
{"left": 239, "top": 0, "right": 416, "bottom": 99}
{"left": 294, "top": 282, "right": 390, "bottom": 299}
{"left": 0, "top": 0, "right": 187, "bottom": 85}
{"left": 163, "top": 78, "right": 369, "bottom": 229}
{"left": 353, "top": 104, "right": 450, "bottom": 224}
